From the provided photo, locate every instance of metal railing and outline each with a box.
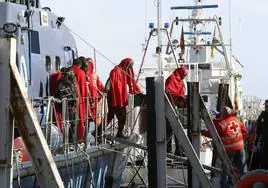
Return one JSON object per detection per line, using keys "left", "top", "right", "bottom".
{"left": 29, "top": 93, "right": 149, "bottom": 155}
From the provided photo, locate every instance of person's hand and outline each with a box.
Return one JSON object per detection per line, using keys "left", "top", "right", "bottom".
{"left": 137, "top": 93, "right": 145, "bottom": 98}
{"left": 212, "top": 110, "right": 220, "bottom": 116}
{"left": 254, "top": 146, "right": 258, "bottom": 153}
{"left": 136, "top": 93, "right": 145, "bottom": 101}
{"left": 178, "top": 96, "right": 184, "bottom": 101}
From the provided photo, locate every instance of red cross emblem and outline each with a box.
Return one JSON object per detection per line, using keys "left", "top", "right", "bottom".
{"left": 228, "top": 121, "right": 240, "bottom": 134}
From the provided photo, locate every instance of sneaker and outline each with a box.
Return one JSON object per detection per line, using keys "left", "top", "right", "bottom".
{"left": 116, "top": 132, "right": 128, "bottom": 139}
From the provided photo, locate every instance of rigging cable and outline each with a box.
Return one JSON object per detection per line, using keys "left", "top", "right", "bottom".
{"left": 57, "top": 21, "right": 147, "bottom": 91}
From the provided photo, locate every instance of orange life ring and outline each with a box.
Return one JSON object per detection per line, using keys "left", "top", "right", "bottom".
{"left": 236, "top": 170, "right": 268, "bottom": 188}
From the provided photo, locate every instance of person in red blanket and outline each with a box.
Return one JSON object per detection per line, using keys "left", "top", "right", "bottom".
{"left": 165, "top": 66, "right": 187, "bottom": 155}
{"left": 72, "top": 58, "right": 88, "bottom": 143}
{"left": 201, "top": 106, "right": 248, "bottom": 188}
{"left": 86, "top": 58, "right": 105, "bottom": 120}
{"left": 81, "top": 58, "right": 105, "bottom": 140}
{"left": 106, "top": 57, "right": 142, "bottom": 138}
{"left": 165, "top": 66, "right": 187, "bottom": 108}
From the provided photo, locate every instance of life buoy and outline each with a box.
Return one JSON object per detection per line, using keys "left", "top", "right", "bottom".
{"left": 236, "top": 169, "right": 268, "bottom": 188}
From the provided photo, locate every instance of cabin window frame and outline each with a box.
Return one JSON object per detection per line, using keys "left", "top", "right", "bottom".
{"left": 55, "top": 56, "right": 61, "bottom": 71}
{"left": 45, "top": 56, "right": 52, "bottom": 72}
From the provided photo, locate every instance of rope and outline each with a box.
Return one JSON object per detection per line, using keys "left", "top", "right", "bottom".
{"left": 77, "top": 147, "right": 96, "bottom": 188}
{"left": 63, "top": 150, "right": 73, "bottom": 187}
{"left": 14, "top": 149, "right": 22, "bottom": 188}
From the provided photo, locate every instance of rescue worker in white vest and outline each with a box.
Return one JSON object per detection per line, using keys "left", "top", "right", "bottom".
{"left": 201, "top": 106, "right": 248, "bottom": 188}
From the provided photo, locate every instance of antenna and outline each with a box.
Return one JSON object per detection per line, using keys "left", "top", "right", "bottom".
{"left": 229, "top": 0, "right": 232, "bottom": 67}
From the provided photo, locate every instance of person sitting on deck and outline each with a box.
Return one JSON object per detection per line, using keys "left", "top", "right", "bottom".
{"left": 165, "top": 66, "right": 187, "bottom": 156}
{"left": 201, "top": 106, "right": 248, "bottom": 188}
{"left": 105, "top": 57, "right": 142, "bottom": 139}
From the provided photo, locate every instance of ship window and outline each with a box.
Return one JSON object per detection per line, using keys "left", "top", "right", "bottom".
{"left": 198, "top": 64, "right": 211, "bottom": 69}
{"left": 55, "top": 56, "right": 61, "bottom": 71}
{"left": 202, "top": 95, "right": 208, "bottom": 102}
{"left": 30, "top": 30, "right": 40, "bottom": 54}
{"left": 45, "top": 56, "right": 52, "bottom": 72}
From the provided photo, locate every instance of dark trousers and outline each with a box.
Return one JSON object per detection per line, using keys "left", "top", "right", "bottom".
{"left": 166, "top": 118, "right": 180, "bottom": 155}
{"left": 220, "top": 149, "right": 247, "bottom": 188}
{"left": 107, "top": 105, "right": 126, "bottom": 133}
{"left": 247, "top": 150, "right": 261, "bottom": 170}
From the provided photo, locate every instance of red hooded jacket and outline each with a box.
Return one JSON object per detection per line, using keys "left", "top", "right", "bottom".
{"left": 86, "top": 59, "right": 105, "bottom": 99}
{"left": 72, "top": 64, "right": 87, "bottom": 142}
{"left": 165, "top": 66, "right": 187, "bottom": 107}
{"left": 86, "top": 59, "right": 105, "bottom": 120}
{"left": 108, "top": 58, "right": 141, "bottom": 108}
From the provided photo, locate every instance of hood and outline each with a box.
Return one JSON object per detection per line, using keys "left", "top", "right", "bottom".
{"left": 221, "top": 106, "right": 235, "bottom": 118}
{"left": 87, "top": 59, "right": 94, "bottom": 75}
{"left": 118, "top": 58, "right": 134, "bottom": 71}
{"left": 173, "top": 66, "right": 187, "bottom": 78}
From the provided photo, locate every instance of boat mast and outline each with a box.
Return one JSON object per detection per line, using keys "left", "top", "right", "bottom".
{"left": 149, "top": 0, "right": 167, "bottom": 187}
{"left": 157, "top": 0, "right": 162, "bottom": 76}
{"left": 229, "top": 0, "right": 232, "bottom": 67}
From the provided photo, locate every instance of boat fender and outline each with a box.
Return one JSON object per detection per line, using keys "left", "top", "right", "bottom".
{"left": 236, "top": 169, "right": 268, "bottom": 188}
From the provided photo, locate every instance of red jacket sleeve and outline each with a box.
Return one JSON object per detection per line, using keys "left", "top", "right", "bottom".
{"left": 201, "top": 118, "right": 222, "bottom": 138}
{"left": 127, "top": 67, "right": 141, "bottom": 94}
{"left": 96, "top": 75, "right": 105, "bottom": 93}
{"left": 76, "top": 71, "right": 87, "bottom": 98}
{"left": 239, "top": 121, "right": 249, "bottom": 139}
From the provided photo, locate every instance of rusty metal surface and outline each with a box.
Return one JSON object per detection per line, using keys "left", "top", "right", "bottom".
{"left": 9, "top": 50, "right": 64, "bottom": 187}
{"left": 0, "top": 37, "right": 14, "bottom": 188}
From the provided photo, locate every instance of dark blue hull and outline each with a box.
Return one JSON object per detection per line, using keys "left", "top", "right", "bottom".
{"left": 13, "top": 151, "right": 127, "bottom": 188}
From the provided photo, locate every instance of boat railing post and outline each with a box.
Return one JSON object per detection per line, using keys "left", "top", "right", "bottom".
{"left": 126, "top": 96, "right": 129, "bottom": 136}
{"left": 93, "top": 96, "right": 98, "bottom": 146}
{"left": 66, "top": 99, "right": 71, "bottom": 152}
{"left": 74, "top": 97, "right": 79, "bottom": 149}
{"left": 49, "top": 98, "right": 54, "bottom": 151}
{"left": 103, "top": 94, "right": 107, "bottom": 144}
{"left": 146, "top": 76, "right": 166, "bottom": 188}
{"left": 45, "top": 97, "right": 51, "bottom": 142}
{"left": 187, "top": 82, "right": 201, "bottom": 188}
{"left": 62, "top": 98, "right": 68, "bottom": 152}
{"left": 85, "top": 97, "right": 89, "bottom": 148}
